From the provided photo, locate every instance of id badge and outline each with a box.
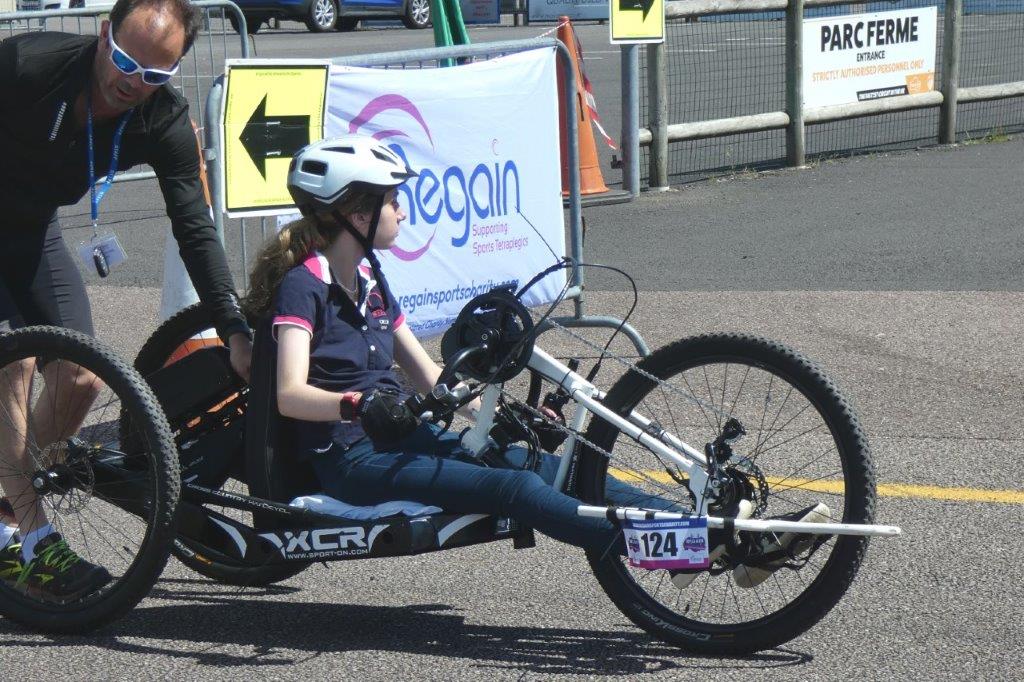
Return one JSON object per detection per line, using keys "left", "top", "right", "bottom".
{"left": 78, "top": 233, "right": 126, "bottom": 278}
{"left": 623, "top": 517, "right": 710, "bottom": 570}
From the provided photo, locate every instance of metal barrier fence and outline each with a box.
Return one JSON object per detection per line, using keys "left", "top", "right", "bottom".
{"left": 640, "top": 0, "right": 1024, "bottom": 187}
{"left": 0, "top": 1, "right": 249, "bottom": 250}
{"left": 206, "top": 38, "right": 650, "bottom": 352}
{"left": 1, "top": 1, "right": 250, "bottom": 176}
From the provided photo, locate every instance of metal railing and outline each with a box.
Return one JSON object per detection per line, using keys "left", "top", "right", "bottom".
{"left": 641, "top": 0, "right": 1024, "bottom": 188}
{"left": 205, "top": 38, "right": 650, "bottom": 353}
{"left": 0, "top": 1, "right": 250, "bottom": 186}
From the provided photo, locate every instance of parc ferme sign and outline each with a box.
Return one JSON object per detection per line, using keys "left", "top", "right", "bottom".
{"left": 803, "top": 7, "right": 937, "bottom": 109}
{"left": 270, "top": 49, "right": 567, "bottom": 338}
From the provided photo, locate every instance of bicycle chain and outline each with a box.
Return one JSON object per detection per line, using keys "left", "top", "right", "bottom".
{"left": 544, "top": 318, "right": 736, "bottom": 425}
{"left": 488, "top": 319, "right": 777, "bottom": 512}
{"left": 496, "top": 380, "right": 700, "bottom": 513}
{"left": 496, "top": 388, "right": 614, "bottom": 461}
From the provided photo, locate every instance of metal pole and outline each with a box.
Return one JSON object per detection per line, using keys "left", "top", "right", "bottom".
{"left": 205, "top": 77, "right": 226, "bottom": 247}
{"left": 621, "top": 44, "right": 641, "bottom": 196}
{"left": 647, "top": 42, "right": 669, "bottom": 190}
{"left": 939, "top": 0, "right": 963, "bottom": 144}
{"left": 785, "top": 0, "right": 805, "bottom": 166}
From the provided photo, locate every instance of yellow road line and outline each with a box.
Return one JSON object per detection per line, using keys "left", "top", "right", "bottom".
{"left": 873, "top": 482, "right": 1024, "bottom": 505}
{"left": 609, "top": 468, "right": 1024, "bottom": 505}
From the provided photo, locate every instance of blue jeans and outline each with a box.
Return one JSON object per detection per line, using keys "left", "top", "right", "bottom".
{"left": 310, "top": 423, "right": 678, "bottom": 552}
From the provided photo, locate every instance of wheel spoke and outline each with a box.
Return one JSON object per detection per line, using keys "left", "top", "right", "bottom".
{"left": 581, "top": 336, "right": 873, "bottom": 650}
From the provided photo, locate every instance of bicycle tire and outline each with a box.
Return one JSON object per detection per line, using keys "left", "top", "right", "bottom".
{"left": 0, "top": 327, "right": 179, "bottom": 633}
{"left": 135, "top": 304, "right": 308, "bottom": 587}
{"left": 577, "top": 333, "right": 875, "bottom": 654}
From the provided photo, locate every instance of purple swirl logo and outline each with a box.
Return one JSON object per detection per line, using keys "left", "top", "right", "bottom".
{"left": 346, "top": 93, "right": 522, "bottom": 263}
{"left": 348, "top": 95, "right": 436, "bottom": 262}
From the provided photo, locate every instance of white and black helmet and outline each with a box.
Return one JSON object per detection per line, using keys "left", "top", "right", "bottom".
{"left": 287, "top": 135, "right": 417, "bottom": 216}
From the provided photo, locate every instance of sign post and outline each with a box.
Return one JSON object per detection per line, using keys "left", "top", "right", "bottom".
{"left": 221, "top": 61, "right": 329, "bottom": 217}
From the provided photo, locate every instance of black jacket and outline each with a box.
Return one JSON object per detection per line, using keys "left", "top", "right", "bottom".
{"left": 0, "top": 31, "right": 248, "bottom": 341}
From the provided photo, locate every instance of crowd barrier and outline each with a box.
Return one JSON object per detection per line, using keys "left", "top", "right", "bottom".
{"left": 205, "top": 38, "right": 650, "bottom": 354}
{"left": 0, "top": 1, "right": 248, "bottom": 321}
{"left": 0, "top": 1, "right": 250, "bottom": 185}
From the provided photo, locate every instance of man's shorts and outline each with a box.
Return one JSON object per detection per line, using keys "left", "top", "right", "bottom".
{"left": 0, "top": 212, "right": 94, "bottom": 337}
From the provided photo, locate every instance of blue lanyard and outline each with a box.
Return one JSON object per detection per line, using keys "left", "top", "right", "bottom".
{"left": 86, "top": 92, "right": 133, "bottom": 232}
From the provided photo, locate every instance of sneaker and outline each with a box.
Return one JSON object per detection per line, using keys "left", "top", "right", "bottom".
{"left": 0, "top": 541, "right": 23, "bottom": 582}
{"left": 669, "top": 499, "right": 755, "bottom": 589}
{"left": 15, "top": 533, "right": 112, "bottom": 600}
{"left": 732, "top": 502, "right": 831, "bottom": 589}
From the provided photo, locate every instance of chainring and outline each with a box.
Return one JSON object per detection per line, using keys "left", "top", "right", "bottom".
{"left": 440, "top": 287, "right": 535, "bottom": 382}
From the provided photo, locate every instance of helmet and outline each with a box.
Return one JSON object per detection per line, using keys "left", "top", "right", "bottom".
{"left": 287, "top": 135, "right": 417, "bottom": 216}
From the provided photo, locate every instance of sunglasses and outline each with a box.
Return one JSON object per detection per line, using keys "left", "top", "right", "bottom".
{"left": 107, "top": 31, "right": 180, "bottom": 86}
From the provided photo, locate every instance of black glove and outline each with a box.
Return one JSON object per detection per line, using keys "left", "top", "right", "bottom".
{"left": 359, "top": 388, "right": 418, "bottom": 448}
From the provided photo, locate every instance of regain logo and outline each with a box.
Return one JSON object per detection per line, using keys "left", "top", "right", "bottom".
{"left": 347, "top": 94, "right": 521, "bottom": 263}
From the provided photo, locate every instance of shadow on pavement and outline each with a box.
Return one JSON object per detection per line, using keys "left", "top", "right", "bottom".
{"left": 0, "top": 585, "right": 813, "bottom": 675}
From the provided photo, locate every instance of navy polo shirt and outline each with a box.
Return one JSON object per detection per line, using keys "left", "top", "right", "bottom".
{"left": 272, "top": 251, "right": 407, "bottom": 458}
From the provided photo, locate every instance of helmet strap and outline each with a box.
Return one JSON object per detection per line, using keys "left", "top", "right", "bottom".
{"left": 330, "top": 196, "right": 389, "bottom": 311}
{"left": 328, "top": 209, "right": 371, "bottom": 253}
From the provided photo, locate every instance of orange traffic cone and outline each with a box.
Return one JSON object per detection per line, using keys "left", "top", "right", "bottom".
{"left": 557, "top": 17, "right": 608, "bottom": 196}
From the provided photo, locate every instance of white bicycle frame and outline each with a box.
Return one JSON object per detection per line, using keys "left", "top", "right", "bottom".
{"left": 459, "top": 346, "right": 901, "bottom": 540}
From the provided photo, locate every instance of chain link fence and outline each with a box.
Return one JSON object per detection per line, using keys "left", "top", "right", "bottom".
{"left": 640, "top": 0, "right": 1023, "bottom": 185}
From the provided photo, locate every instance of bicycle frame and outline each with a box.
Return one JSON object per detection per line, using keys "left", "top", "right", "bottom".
{"left": 86, "top": 332, "right": 899, "bottom": 572}
{"left": 459, "top": 347, "right": 901, "bottom": 539}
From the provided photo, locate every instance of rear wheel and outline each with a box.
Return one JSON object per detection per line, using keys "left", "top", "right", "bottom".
{"left": 135, "top": 304, "right": 309, "bottom": 587}
{"left": 577, "top": 333, "right": 875, "bottom": 654}
{"left": 305, "top": 0, "right": 337, "bottom": 32}
{"left": 0, "top": 327, "right": 178, "bottom": 633}
{"left": 402, "top": 0, "right": 430, "bottom": 29}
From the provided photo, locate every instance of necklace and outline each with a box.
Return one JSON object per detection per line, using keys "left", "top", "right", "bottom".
{"left": 338, "top": 277, "right": 359, "bottom": 298}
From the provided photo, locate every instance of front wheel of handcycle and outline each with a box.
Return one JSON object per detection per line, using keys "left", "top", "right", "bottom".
{"left": 0, "top": 327, "right": 179, "bottom": 633}
{"left": 577, "top": 333, "right": 876, "bottom": 655}
{"left": 134, "top": 303, "right": 310, "bottom": 587}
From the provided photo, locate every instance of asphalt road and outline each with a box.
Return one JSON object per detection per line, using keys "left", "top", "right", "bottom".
{"left": 2, "top": 20, "right": 1024, "bottom": 682}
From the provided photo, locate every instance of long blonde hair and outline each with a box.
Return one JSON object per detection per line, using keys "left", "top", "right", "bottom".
{"left": 243, "top": 193, "right": 379, "bottom": 320}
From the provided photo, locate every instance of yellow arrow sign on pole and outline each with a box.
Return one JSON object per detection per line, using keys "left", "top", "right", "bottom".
{"left": 221, "top": 61, "right": 329, "bottom": 217}
{"left": 610, "top": 0, "right": 665, "bottom": 44}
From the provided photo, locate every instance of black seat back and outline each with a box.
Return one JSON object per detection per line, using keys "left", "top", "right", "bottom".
{"left": 244, "top": 319, "right": 320, "bottom": 529}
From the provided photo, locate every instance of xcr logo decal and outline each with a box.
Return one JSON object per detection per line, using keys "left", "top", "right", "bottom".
{"left": 259, "top": 525, "right": 388, "bottom": 559}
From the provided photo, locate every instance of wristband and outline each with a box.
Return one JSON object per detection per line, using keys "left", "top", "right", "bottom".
{"left": 339, "top": 392, "right": 362, "bottom": 421}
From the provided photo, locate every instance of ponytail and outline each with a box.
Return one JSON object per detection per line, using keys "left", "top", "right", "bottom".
{"left": 242, "top": 192, "right": 382, "bottom": 320}
{"left": 243, "top": 216, "right": 335, "bottom": 320}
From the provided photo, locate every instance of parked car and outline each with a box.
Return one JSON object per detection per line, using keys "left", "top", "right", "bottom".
{"left": 15, "top": 0, "right": 95, "bottom": 9}
{"left": 15, "top": 0, "right": 56, "bottom": 9}
{"left": 228, "top": 0, "right": 431, "bottom": 34}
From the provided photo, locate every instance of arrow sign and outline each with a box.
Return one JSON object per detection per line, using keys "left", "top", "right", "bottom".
{"left": 618, "top": 0, "right": 655, "bottom": 21}
{"left": 239, "top": 94, "right": 311, "bottom": 179}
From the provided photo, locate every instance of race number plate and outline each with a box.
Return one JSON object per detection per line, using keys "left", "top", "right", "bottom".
{"left": 623, "top": 517, "right": 710, "bottom": 570}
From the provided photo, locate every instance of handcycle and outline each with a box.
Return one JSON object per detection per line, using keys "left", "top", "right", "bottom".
{"left": 0, "top": 278, "right": 900, "bottom": 654}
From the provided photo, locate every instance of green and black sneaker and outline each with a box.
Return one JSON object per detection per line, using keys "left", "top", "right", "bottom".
{"left": 0, "top": 540, "right": 23, "bottom": 583}
{"left": 15, "top": 533, "right": 112, "bottom": 601}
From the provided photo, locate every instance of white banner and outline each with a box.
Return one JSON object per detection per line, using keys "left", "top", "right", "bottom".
{"left": 803, "top": 7, "right": 937, "bottom": 109}
{"left": 284, "top": 49, "right": 567, "bottom": 338}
